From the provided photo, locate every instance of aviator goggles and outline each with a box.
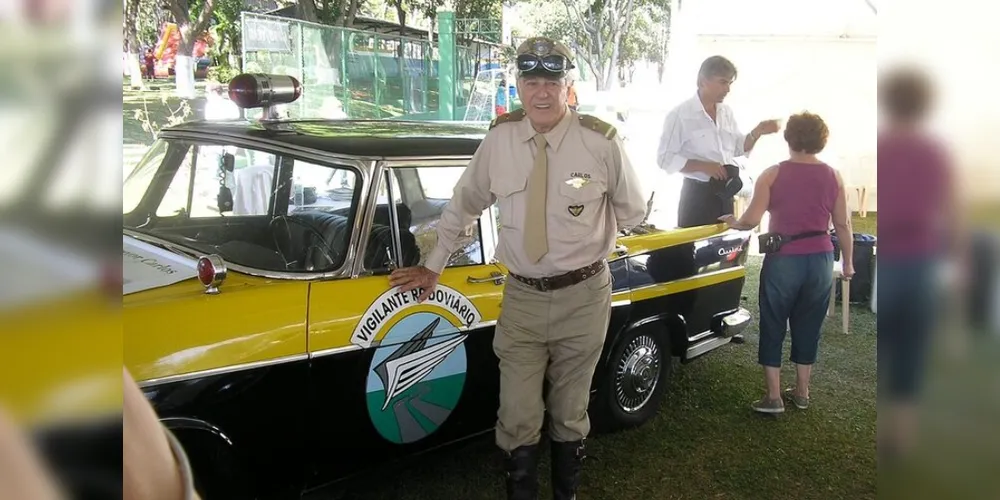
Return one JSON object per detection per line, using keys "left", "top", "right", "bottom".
{"left": 516, "top": 54, "right": 574, "bottom": 74}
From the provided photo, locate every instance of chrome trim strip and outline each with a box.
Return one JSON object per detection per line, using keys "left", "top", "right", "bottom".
{"left": 688, "top": 329, "right": 714, "bottom": 343}
{"left": 352, "top": 161, "right": 389, "bottom": 277}
{"left": 159, "top": 130, "right": 384, "bottom": 165}
{"left": 124, "top": 229, "right": 340, "bottom": 282}
{"left": 686, "top": 336, "right": 732, "bottom": 359}
{"left": 309, "top": 344, "right": 362, "bottom": 359}
{"left": 138, "top": 354, "right": 309, "bottom": 388}
{"left": 630, "top": 266, "right": 745, "bottom": 295}
{"left": 383, "top": 158, "right": 473, "bottom": 167}
{"left": 611, "top": 299, "right": 631, "bottom": 308}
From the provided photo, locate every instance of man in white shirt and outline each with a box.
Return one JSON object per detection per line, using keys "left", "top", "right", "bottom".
{"left": 657, "top": 55, "right": 781, "bottom": 228}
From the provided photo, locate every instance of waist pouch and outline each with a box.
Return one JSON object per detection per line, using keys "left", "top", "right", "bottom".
{"left": 758, "top": 230, "right": 830, "bottom": 254}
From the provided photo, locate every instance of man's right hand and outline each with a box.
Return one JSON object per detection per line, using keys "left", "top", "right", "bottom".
{"left": 698, "top": 161, "right": 728, "bottom": 180}
{"left": 388, "top": 266, "right": 440, "bottom": 302}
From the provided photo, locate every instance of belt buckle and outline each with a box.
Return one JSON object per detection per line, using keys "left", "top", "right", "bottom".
{"left": 537, "top": 277, "right": 551, "bottom": 292}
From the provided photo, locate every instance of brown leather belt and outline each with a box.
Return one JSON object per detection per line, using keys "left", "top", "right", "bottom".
{"left": 510, "top": 260, "right": 607, "bottom": 292}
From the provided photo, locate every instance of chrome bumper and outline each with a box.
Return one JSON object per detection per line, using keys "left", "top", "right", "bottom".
{"left": 720, "top": 308, "right": 752, "bottom": 338}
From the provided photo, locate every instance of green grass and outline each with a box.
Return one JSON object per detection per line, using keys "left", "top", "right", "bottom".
{"left": 348, "top": 219, "right": 880, "bottom": 500}
{"left": 851, "top": 212, "right": 878, "bottom": 237}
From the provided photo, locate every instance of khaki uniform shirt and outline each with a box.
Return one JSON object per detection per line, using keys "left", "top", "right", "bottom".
{"left": 425, "top": 109, "right": 648, "bottom": 278}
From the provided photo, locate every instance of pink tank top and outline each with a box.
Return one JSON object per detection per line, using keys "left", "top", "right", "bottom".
{"left": 767, "top": 161, "right": 838, "bottom": 255}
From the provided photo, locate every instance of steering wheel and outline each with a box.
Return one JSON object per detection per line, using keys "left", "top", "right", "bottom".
{"left": 269, "top": 215, "right": 339, "bottom": 271}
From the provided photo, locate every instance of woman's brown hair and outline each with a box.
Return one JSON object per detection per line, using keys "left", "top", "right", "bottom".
{"left": 783, "top": 112, "right": 829, "bottom": 154}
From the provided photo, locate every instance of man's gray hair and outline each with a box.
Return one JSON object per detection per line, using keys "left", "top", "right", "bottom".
{"left": 697, "top": 55, "right": 737, "bottom": 85}
{"left": 516, "top": 71, "right": 572, "bottom": 85}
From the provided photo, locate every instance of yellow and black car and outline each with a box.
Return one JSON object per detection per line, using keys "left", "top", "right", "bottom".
{"left": 122, "top": 75, "right": 752, "bottom": 499}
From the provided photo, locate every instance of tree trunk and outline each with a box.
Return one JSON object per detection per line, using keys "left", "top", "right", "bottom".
{"left": 175, "top": 35, "right": 197, "bottom": 98}
{"left": 395, "top": 1, "right": 407, "bottom": 29}
{"left": 298, "top": 0, "right": 319, "bottom": 22}
{"left": 346, "top": 0, "right": 360, "bottom": 26}
{"left": 333, "top": 0, "right": 348, "bottom": 25}
{"left": 124, "top": 0, "right": 144, "bottom": 89}
{"left": 167, "top": 0, "right": 216, "bottom": 98}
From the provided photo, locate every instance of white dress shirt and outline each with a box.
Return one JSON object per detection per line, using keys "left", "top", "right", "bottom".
{"left": 656, "top": 93, "right": 753, "bottom": 182}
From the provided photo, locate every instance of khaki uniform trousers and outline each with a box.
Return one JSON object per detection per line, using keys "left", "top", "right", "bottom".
{"left": 493, "top": 263, "right": 612, "bottom": 452}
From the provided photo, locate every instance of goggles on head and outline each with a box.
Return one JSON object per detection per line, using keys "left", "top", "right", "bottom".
{"left": 516, "top": 54, "right": 573, "bottom": 74}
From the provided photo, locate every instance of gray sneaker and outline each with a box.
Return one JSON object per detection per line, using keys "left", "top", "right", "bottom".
{"left": 751, "top": 396, "right": 785, "bottom": 414}
{"left": 783, "top": 388, "right": 809, "bottom": 409}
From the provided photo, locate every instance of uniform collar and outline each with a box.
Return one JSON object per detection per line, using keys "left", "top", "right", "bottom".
{"left": 518, "top": 107, "right": 572, "bottom": 152}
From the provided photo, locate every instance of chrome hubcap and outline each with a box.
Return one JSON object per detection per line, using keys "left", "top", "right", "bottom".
{"left": 614, "top": 335, "right": 661, "bottom": 413}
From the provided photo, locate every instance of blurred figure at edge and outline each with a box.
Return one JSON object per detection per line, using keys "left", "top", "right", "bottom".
{"left": 876, "top": 66, "right": 963, "bottom": 465}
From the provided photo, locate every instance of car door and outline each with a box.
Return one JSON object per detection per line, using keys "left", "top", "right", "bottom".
{"left": 304, "top": 159, "right": 505, "bottom": 491}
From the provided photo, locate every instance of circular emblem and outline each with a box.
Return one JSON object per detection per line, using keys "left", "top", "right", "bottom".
{"left": 365, "top": 312, "right": 468, "bottom": 444}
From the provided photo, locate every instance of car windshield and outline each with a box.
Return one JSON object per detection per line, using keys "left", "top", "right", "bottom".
{"left": 123, "top": 138, "right": 362, "bottom": 273}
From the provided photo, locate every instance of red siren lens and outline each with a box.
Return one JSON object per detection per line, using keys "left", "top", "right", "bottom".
{"left": 228, "top": 74, "right": 259, "bottom": 108}
{"left": 197, "top": 257, "right": 215, "bottom": 286}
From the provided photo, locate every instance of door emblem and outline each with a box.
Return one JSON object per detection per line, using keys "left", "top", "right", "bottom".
{"left": 366, "top": 313, "right": 468, "bottom": 444}
{"left": 568, "top": 205, "right": 584, "bottom": 217}
{"left": 355, "top": 286, "right": 483, "bottom": 445}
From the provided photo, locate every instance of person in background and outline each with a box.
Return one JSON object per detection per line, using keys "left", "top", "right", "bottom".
{"left": 567, "top": 80, "right": 578, "bottom": 111}
{"left": 876, "top": 66, "right": 962, "bottom": 464}
{"left": 496, "top": 77, "right": 508, "bottom": 117}
{"left": 657, "top": 55, "right": 782, "bottom": 228}
{"left": 719, "top": 111, "right": 854, "bottom": 414}
{"left": 144, "top": 48, "right": 156, "bottom": 80}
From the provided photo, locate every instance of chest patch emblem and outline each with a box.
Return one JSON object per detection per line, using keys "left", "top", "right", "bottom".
{"left": 565, "top": 174, "right": 591, "bottom": 189}
{"left": 568, "top": 205, "right": 584, "bottom": 217}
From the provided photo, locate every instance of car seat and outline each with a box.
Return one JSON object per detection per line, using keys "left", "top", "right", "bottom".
{"left": 278, "top": 210, "right": 352, "bottom": 271}
{"left": 365, "top": 204, "right": 420, "bottom": 270}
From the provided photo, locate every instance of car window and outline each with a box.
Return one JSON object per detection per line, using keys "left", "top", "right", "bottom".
{"left": 123, "top": 139, "right": 361, "bottom": 274}
{"left": 156, "top": 144, "right": 278, "bottom": 218}
{"left": 371, "top": 166, "right": 484, "bottom": 272}
{"left": 123, "top": 139, "right": 169, "bottom": 214}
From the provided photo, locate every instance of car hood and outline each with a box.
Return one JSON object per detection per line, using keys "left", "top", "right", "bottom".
{"left": 122, "top": 234, "right": 200, "bottom": 296}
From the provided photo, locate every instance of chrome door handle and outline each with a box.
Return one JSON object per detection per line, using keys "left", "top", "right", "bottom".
{"left": 467, "top": 271, "right": 506, "bottom": 285}
{"left": 613, "top": 244, "right": 629, "bottom": 258}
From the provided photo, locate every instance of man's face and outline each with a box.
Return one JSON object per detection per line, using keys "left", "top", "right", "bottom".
{"left": 517, "top": 74, "right": 569, "bottom": 130}
{"left": 699, "top": 74, "right": 735, "bottom": 103}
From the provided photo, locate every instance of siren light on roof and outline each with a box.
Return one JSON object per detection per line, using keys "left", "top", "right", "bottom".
{"left": 228, "top": 73, "right": 301, "bottom": 118}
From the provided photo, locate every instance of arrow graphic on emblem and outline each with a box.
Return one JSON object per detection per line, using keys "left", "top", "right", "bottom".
{"left": 373, "top": 318, "right": 468, "bottom": 411}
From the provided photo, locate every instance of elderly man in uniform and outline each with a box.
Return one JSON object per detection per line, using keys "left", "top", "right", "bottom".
{"left": 390, "top": 37, "right": 647, "bottom": 499}
{"left": 657, "top": 55, "right": 782, "bottom": 228}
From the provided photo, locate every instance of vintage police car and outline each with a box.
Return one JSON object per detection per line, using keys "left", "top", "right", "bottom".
{"left": 122, "top": 75, "right": 752, "bottom": 499}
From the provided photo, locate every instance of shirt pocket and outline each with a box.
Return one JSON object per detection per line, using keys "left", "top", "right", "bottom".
{"left": 491, "top": 170, "right": 528, "bottom": 230}
{"left": 557, "top": 180, "right": 606, "bottom": 236}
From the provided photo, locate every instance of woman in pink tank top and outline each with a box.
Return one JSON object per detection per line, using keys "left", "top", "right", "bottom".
{"left": 720, "top": 112, "right": 854, "bottom": 414}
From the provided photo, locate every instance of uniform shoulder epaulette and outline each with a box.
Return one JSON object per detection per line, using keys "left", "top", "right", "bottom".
{"left": 489, "top": 108, "right": 527, "bottom": 130}
{"left": 577, "top": 114, "right": 617, "bottom": 140}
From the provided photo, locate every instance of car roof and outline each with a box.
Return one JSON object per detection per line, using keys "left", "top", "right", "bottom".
{"left": 162, "top": 119, "right": 489, "bottom": 158}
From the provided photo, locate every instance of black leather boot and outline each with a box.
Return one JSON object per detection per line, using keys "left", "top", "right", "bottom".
{"left": 551, "top": 439, "right": 585, "bottom": 500}
{"left": 503, "top": 444, "right": 540, "bottom": 500}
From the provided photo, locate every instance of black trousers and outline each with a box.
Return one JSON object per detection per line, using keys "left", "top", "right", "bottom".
{"left": 677, "top": 178, "right": 734, "bottom": 228}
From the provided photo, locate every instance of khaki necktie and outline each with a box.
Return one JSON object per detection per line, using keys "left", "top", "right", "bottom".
{"left": 524, "top": 133, "right": 548, "bottom": 263}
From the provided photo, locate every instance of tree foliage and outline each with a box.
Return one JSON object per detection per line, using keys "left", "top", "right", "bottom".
{"left": 516, "top": 0, "right": 669, "bottom": 89}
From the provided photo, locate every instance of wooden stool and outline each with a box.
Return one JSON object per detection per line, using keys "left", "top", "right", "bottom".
{"left": 829, "top": 259, "right": 850, "bottom": 334}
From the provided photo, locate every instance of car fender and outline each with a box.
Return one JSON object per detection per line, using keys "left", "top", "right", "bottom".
{"left": 597, "top": 311, "right": 686, "bottom": 380}
{"left": 161, "top": 417, "right": 249, "bottom": 499}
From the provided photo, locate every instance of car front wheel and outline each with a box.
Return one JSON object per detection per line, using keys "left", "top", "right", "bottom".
{"left": 593, "top": 326, "right": 672, "bottom": 431}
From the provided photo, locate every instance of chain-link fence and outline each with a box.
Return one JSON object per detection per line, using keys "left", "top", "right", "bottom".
{"left": 240, "top": 12, "right": 500, "bottom": 121}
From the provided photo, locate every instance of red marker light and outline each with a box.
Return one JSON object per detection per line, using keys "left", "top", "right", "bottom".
{"left": 197, "top": 255, "right": 227, "bottom": 294}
